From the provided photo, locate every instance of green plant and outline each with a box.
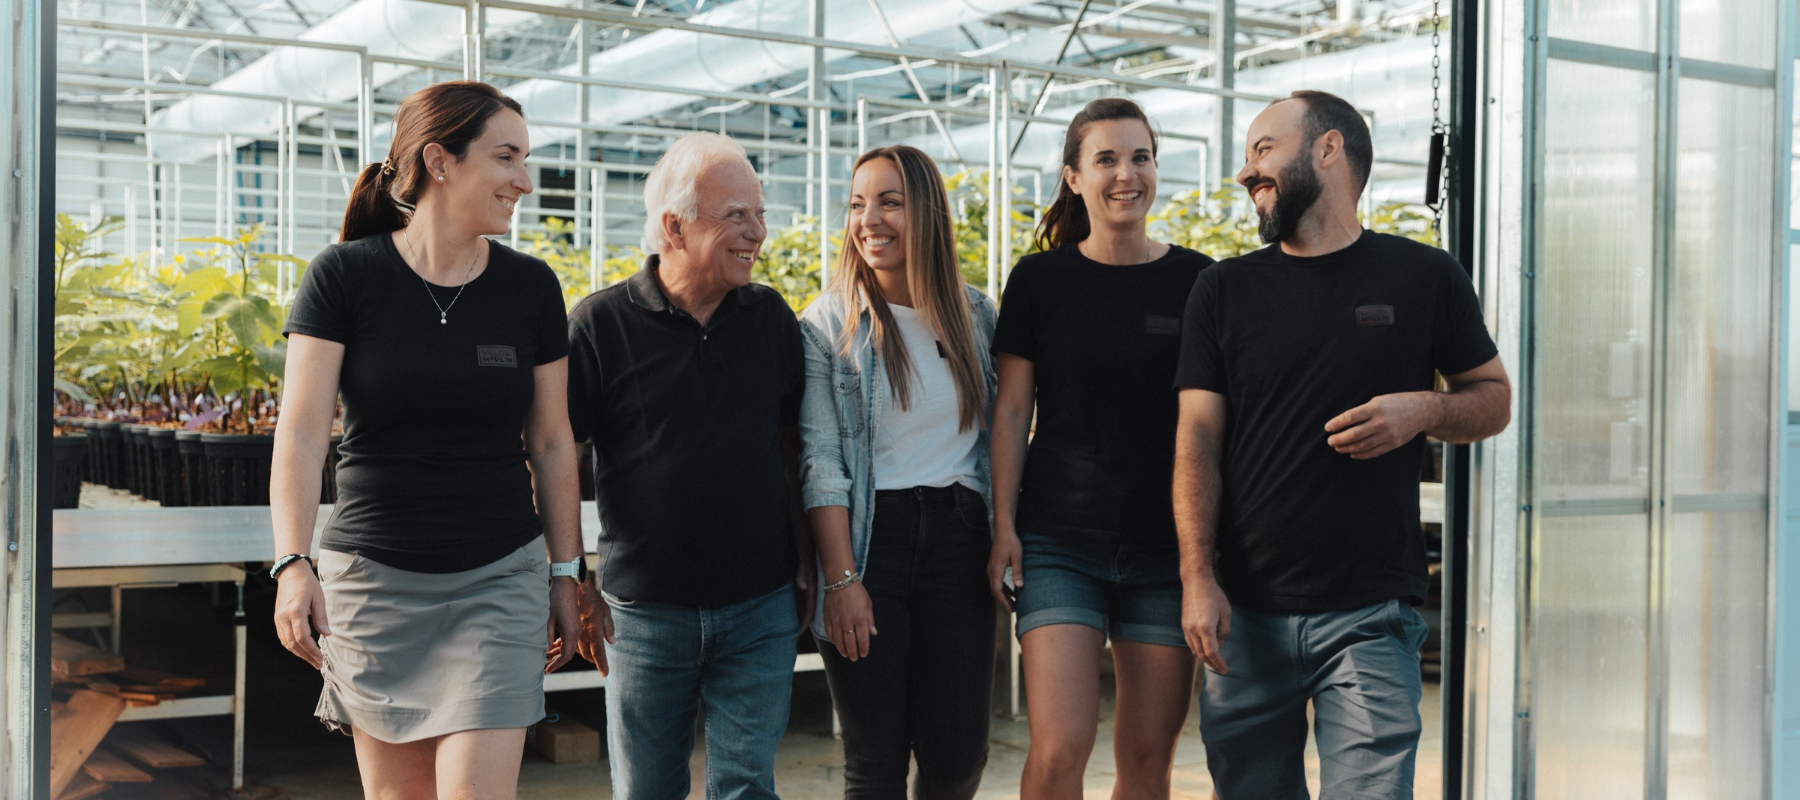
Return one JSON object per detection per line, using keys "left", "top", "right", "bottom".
{"left": 176, "top": 224, "right": 307, "bottom": 406}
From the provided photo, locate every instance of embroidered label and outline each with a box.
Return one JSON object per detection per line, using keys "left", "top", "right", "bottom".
{"left": 1144, "top": 314, "right": 1182, "bottom": 335}
{"left": 476, "top": 345, "right": 518, "bottom": 367}
{"left": 1355, "top": 305, "right": 1396, "bottom": 327}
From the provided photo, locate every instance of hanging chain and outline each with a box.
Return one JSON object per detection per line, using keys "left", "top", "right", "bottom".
{"left": 1426, "top": 0, "right": 1448, "bottom": 243}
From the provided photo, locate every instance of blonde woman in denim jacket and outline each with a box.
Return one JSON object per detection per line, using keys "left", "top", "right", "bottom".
{"left": 798, "top": 145, "right": 999, "bottom": 800}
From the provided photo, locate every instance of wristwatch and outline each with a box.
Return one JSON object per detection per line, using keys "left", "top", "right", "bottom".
{"left": 549, "top": 556, "right": 587, "bottom": 583}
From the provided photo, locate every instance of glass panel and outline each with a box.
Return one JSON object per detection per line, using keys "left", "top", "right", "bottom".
{"left": 1668, "top": 78, "right": 1775, "bottom": 495}
{"left": 1533, "top": 514, "right": 1650, "bottom": 800}
{"left": 1667, "top": 511, "right": 1769, "bottom": 800}
{"left": 1548, "top": 0, "right": 1654, "bottom": 52}
{"left": 1791, "top": 243, "right": 1799, "bottom": 416}
{"left": 1679, "top": 0, "right": 1777, "bottom": 68}
{"left": 1538, "top": 62, "right": 1657, "bottom": 501}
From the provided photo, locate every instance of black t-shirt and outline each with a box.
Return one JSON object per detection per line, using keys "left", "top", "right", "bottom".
{"left": 567, "top": 261, "right": 804, "bottom": 607}
{"left": 992, "top": 243, "right": 1214, "bottom": 546}
{"left": 283, "top": 232, "right": 570, "bottom": 573}
{"left": 1175, "top": 230, "right": 1498, "bottom": 612}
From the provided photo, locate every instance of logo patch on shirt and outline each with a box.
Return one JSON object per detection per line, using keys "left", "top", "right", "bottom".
{"left": 1144, "top": 314, "right": 1182, "bottom": 335}
{"left": 1355, "top": 305, "right": 1396, "bottom": 327}
{"left": 476, "top": 345, "right": 518, "bottom": 367}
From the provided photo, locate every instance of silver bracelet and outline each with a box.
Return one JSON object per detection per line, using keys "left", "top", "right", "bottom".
{"left": 822, "top": 569, "right": 862, "bottom": 593}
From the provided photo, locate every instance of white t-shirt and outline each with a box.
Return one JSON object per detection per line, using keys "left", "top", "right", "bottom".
{"left": 872, "top": 304, "right": 982, "bottom": 491}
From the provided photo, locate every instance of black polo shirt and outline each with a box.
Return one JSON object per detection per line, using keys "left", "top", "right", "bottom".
{"left": 567, "top": 258, "right": 805, "bottom": 607}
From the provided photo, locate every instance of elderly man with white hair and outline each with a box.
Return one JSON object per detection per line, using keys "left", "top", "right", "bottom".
{"left": 567, "top": 132, "right": 813, "bottom": 800}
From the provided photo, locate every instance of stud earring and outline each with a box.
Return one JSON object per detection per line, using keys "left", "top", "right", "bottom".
{"left": 436, "top": 175, "right": 445, "bottom": 182}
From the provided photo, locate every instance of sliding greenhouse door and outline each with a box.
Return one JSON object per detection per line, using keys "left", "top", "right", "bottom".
{"left": 1521, "top": 0, "right": 1783, "bottom": 798}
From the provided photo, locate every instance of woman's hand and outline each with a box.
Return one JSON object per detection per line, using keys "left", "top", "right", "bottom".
{"left": 576, "top": 580, "right": 616, "bottom": 676}
{"left": 274, "top": 567, "right": 331, "bottom": 670}
{"left": 987, "top": 528, "right": 1023, "bottom": 611}
{"left": 546, "top": 578, "right": 580, "bottom": 673}
{"left": 822, "top": 583, "right": 877, "bottom": 661}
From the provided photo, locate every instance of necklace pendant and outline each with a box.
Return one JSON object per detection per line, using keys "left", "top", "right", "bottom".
{"left": 439, "top": 314, "right": 447, "bottom": 325}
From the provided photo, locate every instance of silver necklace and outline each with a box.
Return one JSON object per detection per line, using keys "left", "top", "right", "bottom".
{"left": 403, "top": 229, "right": 481, "bottom": 325}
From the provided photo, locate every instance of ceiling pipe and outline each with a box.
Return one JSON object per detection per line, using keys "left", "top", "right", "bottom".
{"left": 149, "top": 0, "right": 582, "bottom": 162}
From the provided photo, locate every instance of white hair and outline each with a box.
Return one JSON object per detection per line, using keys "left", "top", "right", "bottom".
{"left": 642, "top": 132, "right": 751, "bottom": 254}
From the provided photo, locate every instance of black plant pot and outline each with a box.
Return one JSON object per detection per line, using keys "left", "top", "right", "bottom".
{"left": 121, "top": 424, "right": 149, "bottom": 497}
{"left": 52, "top": 434, "right": 89, "bottom": 509}
{"left": 146, "top": 428, "right": 183, "bottom": 507}
{"left": 176, "top": 431, "right": 210, "bottom": 506}
{"left": 202, "top": 433, "right": 275, "bottom": 506}
{"left": 72, "top": 419, "right": 99, "bottom": 482}
{"left": 91, "top": 421, "right": 123, "bottom": 489}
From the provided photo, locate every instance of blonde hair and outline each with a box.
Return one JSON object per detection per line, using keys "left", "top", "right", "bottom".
{"left": 832, "top": 146, "right": 987, "bottom": 432}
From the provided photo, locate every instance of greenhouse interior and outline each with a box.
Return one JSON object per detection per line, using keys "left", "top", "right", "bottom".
{"left": 0, "top": 0, "right": 1797, "bottom": 797}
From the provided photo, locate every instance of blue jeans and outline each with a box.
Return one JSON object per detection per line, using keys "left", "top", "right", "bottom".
{"left": 1199, "top": 600, "right": 1430, "bottom": 800}
{"left": 1013, "top": 531, "right": 1186, "bottom": 647}
{"left": 603, "top": 583, "right": 801, "bottom": 800}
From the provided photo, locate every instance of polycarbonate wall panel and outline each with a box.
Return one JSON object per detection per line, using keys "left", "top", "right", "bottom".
{"left": 1667, "top": 511, "right": 1769, "bottom": 800}
{"left": 1678, "top": 0, "right": 1777, "bottom": 68}
{"left": 1533, "top": 514, "right": 1650, "bottom": 800}
{"left": 1548, "top": 0, "right": 1654, "bottom": 51}
{"left": 1791, "top": 244, "right": 1799, "bottom": 415}
{"left": 1538, "top": 62, "right": 1657, "bottom": 502}
{"left": 1669, "top": 78, "right": 1776, "bottom": 495}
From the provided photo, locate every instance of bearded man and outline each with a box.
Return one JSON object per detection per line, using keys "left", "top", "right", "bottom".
{"left": 1170, "top": 90, "right": 1512, "bottom": 799}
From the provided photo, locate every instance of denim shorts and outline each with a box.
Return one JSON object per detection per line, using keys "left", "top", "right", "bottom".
{"left": 1013, "top": 531, "right": 1186, "bottom": 648}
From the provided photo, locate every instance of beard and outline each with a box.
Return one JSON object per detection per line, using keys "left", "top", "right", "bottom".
{"left": 1254, "top": 145, "right": 1323, "bottom": 245}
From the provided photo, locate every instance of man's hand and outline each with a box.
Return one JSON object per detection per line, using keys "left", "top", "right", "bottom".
{"left": 1324, "top": 392, "right": 1440, "bottom": 460}
{"left": 576, "top": 579, "right": 616, "bottom": 676}
{"left": 1182, "top": 577, "right": 1231, "bottom": 675}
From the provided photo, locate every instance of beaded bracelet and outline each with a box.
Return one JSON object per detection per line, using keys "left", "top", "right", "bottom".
{"left": 822, "top": 569, "right": 862, "bottom": 593}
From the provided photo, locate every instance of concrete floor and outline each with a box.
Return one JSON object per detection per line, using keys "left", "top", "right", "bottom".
{"left": 69, "top": 486, "right": 1445, "bottom": 800}
{"left": 243, "top": 659, "right": 1444, "bottom": 800}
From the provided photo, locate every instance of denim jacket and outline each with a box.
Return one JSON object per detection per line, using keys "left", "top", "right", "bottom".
{"left": 797, "top": 286, "right": 999, "bottom": 639}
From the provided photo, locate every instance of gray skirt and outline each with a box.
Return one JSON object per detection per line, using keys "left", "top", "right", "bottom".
{"left": 315, "top": 535, "right": 549, "bottom": 743}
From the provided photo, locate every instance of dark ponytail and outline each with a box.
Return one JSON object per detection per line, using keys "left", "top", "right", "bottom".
{"left": 1033, "top": 97, "right": 1160, "bottom": 251}
{"left": 340, "top": 161, "right": 407, "bottom": 243}
{"left": 338, "top": 80, "right": 525, "bottom": 242}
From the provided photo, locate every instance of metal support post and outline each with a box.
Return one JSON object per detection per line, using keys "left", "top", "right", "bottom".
{"left": 576, "top": 20, "right": 590, "bottom": 252}
{"left": 215, "top": 139, "right": 227, "bottom": 238}
{"left": 601, "top": 167, "right": 615, "bottom": 290}
{"left": 233, "top": 581, "right": 246, "bottom": 791}
{"left": 985, "top": 67, "right": 999, "bottom": 299}
{"left": 997, "top": 61, "right": 1012, "bottom": 292}
{"left": 1211, "top": 0, "right": 1237, "bottom": 185}
{"left": 222, "top": 137, "right": 235, "bottom": 231}
{"left": 464, "top": 0, "right": 484, "bottom": 80}
{"left": 857, "top": 96, "right": 868, "bottom": 158}
{"left": 358, "top": 52, "right": 375, "bottom": 166}
{"left": 810, "top": 0, "right": 830, "bottom": 287}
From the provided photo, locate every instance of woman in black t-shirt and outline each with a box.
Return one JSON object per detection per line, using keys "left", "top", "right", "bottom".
{"left": 987, "top": 97, "right": 1214, "bottom": 798}
{"left": 269, "top": 81, "right": 582, "bottom": 799}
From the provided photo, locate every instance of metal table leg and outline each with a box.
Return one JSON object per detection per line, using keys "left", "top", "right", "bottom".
{"left": 233, "top": 580, "right": 246, "bottom": 791}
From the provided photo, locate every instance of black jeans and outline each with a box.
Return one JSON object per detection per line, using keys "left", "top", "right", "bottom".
{"left": 817, "top": 483, "right": 996, "bottom": 800}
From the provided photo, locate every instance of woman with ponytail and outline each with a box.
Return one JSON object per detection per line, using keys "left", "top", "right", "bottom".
{"left": 986, "top": 97, "right": 1215, "bottom": 799}
{"left": 268, "top": 80, "right": 582, "bottom": 799}
{"left": 797, "top": 145, "right": 998, "bottom": 800}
